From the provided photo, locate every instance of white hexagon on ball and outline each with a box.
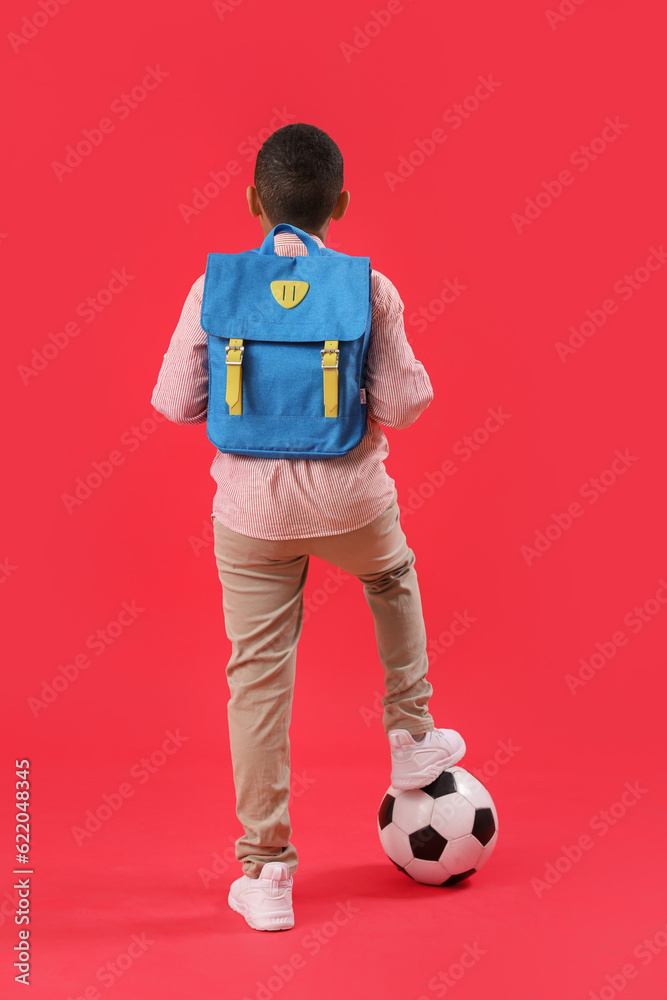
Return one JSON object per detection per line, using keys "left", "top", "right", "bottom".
{"left": 391, "top": 788, "right": 435, "bottom": 834}
{"left": 404, "top": 858, "right": 448, "bottom": 886}
{"left": 450, "top": 767, "right": 491, "bottom": 806}
{"left": 441, "top": 834, "right": 483, "bottom": 875}
{"left": 378, "top": 820, "right": 413, "bottom": 868}
{"left": 431, "top": 791, "right": 476, "bottom": 840}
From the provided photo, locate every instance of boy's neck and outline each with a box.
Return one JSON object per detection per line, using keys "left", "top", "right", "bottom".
{"left": 261, "top": 219, "right": 328, "bottom": 244}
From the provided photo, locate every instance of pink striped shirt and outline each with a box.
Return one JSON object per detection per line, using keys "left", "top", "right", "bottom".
{"left": 151, "top": 231, "right": 434, "bottom": 539}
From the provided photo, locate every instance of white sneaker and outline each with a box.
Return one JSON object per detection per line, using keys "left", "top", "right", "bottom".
{"left": 389, "top": 727, "right": 466, "bottom": 789}
{"left": 228, "top": 862, "right": 294, "bottom": 931}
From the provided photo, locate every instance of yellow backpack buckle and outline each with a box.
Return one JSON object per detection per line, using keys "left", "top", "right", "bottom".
{"left": 225, "top": 339, "right": 244, "bottom": 415}
{"left": 321, "top": 340, "right": 339, "bottom": 418}
{"left": 320, "top": 347, "right": 339, "bottom": 368}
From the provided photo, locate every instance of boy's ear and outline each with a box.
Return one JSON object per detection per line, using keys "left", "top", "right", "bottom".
{"left": 331, "top": 189, "right": 350, "bottom": 222}
{"left": 247, "top": 185, "right": 262, "bottom": 218}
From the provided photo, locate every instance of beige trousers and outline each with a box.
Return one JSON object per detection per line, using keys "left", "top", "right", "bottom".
{"left": 212, "top": 487, "right": 434, "bottom": 879}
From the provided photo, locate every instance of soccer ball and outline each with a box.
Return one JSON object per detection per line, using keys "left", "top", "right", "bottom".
{"left": 377, "top": 766, "right": 498, "bottom": 886}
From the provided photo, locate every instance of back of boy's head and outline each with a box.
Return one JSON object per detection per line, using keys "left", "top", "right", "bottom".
{"left": 254, "top": 123, "right": 344, "bottom": 233}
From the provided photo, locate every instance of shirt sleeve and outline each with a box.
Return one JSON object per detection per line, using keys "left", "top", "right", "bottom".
{"left": 151, "top": 275, "right": 208, "bottom": 425}
{"left": 364, "top": 270, "right": 434, "bottom": 430}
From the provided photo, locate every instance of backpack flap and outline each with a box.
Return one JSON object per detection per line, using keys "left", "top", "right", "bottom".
{"left": 201, "top": 254, "right": 370, "bottom": 343}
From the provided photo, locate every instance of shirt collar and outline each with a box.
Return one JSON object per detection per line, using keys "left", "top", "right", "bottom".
{"left": 273, "top": 231, "right": 325, "bottom": 248}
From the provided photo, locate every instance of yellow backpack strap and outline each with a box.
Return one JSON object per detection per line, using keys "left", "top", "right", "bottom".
{"left": 320, "top": 340, "right": 339, "bottom": 418}
{"left": 225, "top": 338, "right": 244, "bottom": 415}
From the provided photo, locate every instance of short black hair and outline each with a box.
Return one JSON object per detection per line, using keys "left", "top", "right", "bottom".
{"left": 254, "top": 123, "right": 344, "bottom": 232}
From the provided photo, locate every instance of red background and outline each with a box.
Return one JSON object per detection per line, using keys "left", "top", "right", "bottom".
{"left": 2, "top": 0, "right": 666, "bottom": 997}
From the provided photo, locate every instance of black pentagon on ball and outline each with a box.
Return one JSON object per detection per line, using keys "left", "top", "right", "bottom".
{"left": 409, "top": 825, "right": 447, "bottom": 861}
{"left": 440, "top": 868, "right": 476, "bottom": 886}
{"left": 471, "top": 807, "right": 496, "bottom": 846}
{"left": 378, "top": 793, "right": 395, "bottom": 830}
{"left": 420, "top": 769, "right": 458, "bottom": 799}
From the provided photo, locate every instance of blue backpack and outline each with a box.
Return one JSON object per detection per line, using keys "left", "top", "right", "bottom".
{"left": 200, "top": 223, "right": 372, "bottom": 459}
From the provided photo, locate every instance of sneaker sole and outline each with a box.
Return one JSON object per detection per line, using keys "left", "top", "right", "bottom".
{"left": 390, "top": 741, "right": 466, "bottom": 790}
{"left": 227, "top": 892, "right": 294, "bottom": 931}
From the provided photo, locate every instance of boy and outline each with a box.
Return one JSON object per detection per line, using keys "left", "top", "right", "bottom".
{"left": 151, "top": 123, "right": 465, "bottom": 932}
